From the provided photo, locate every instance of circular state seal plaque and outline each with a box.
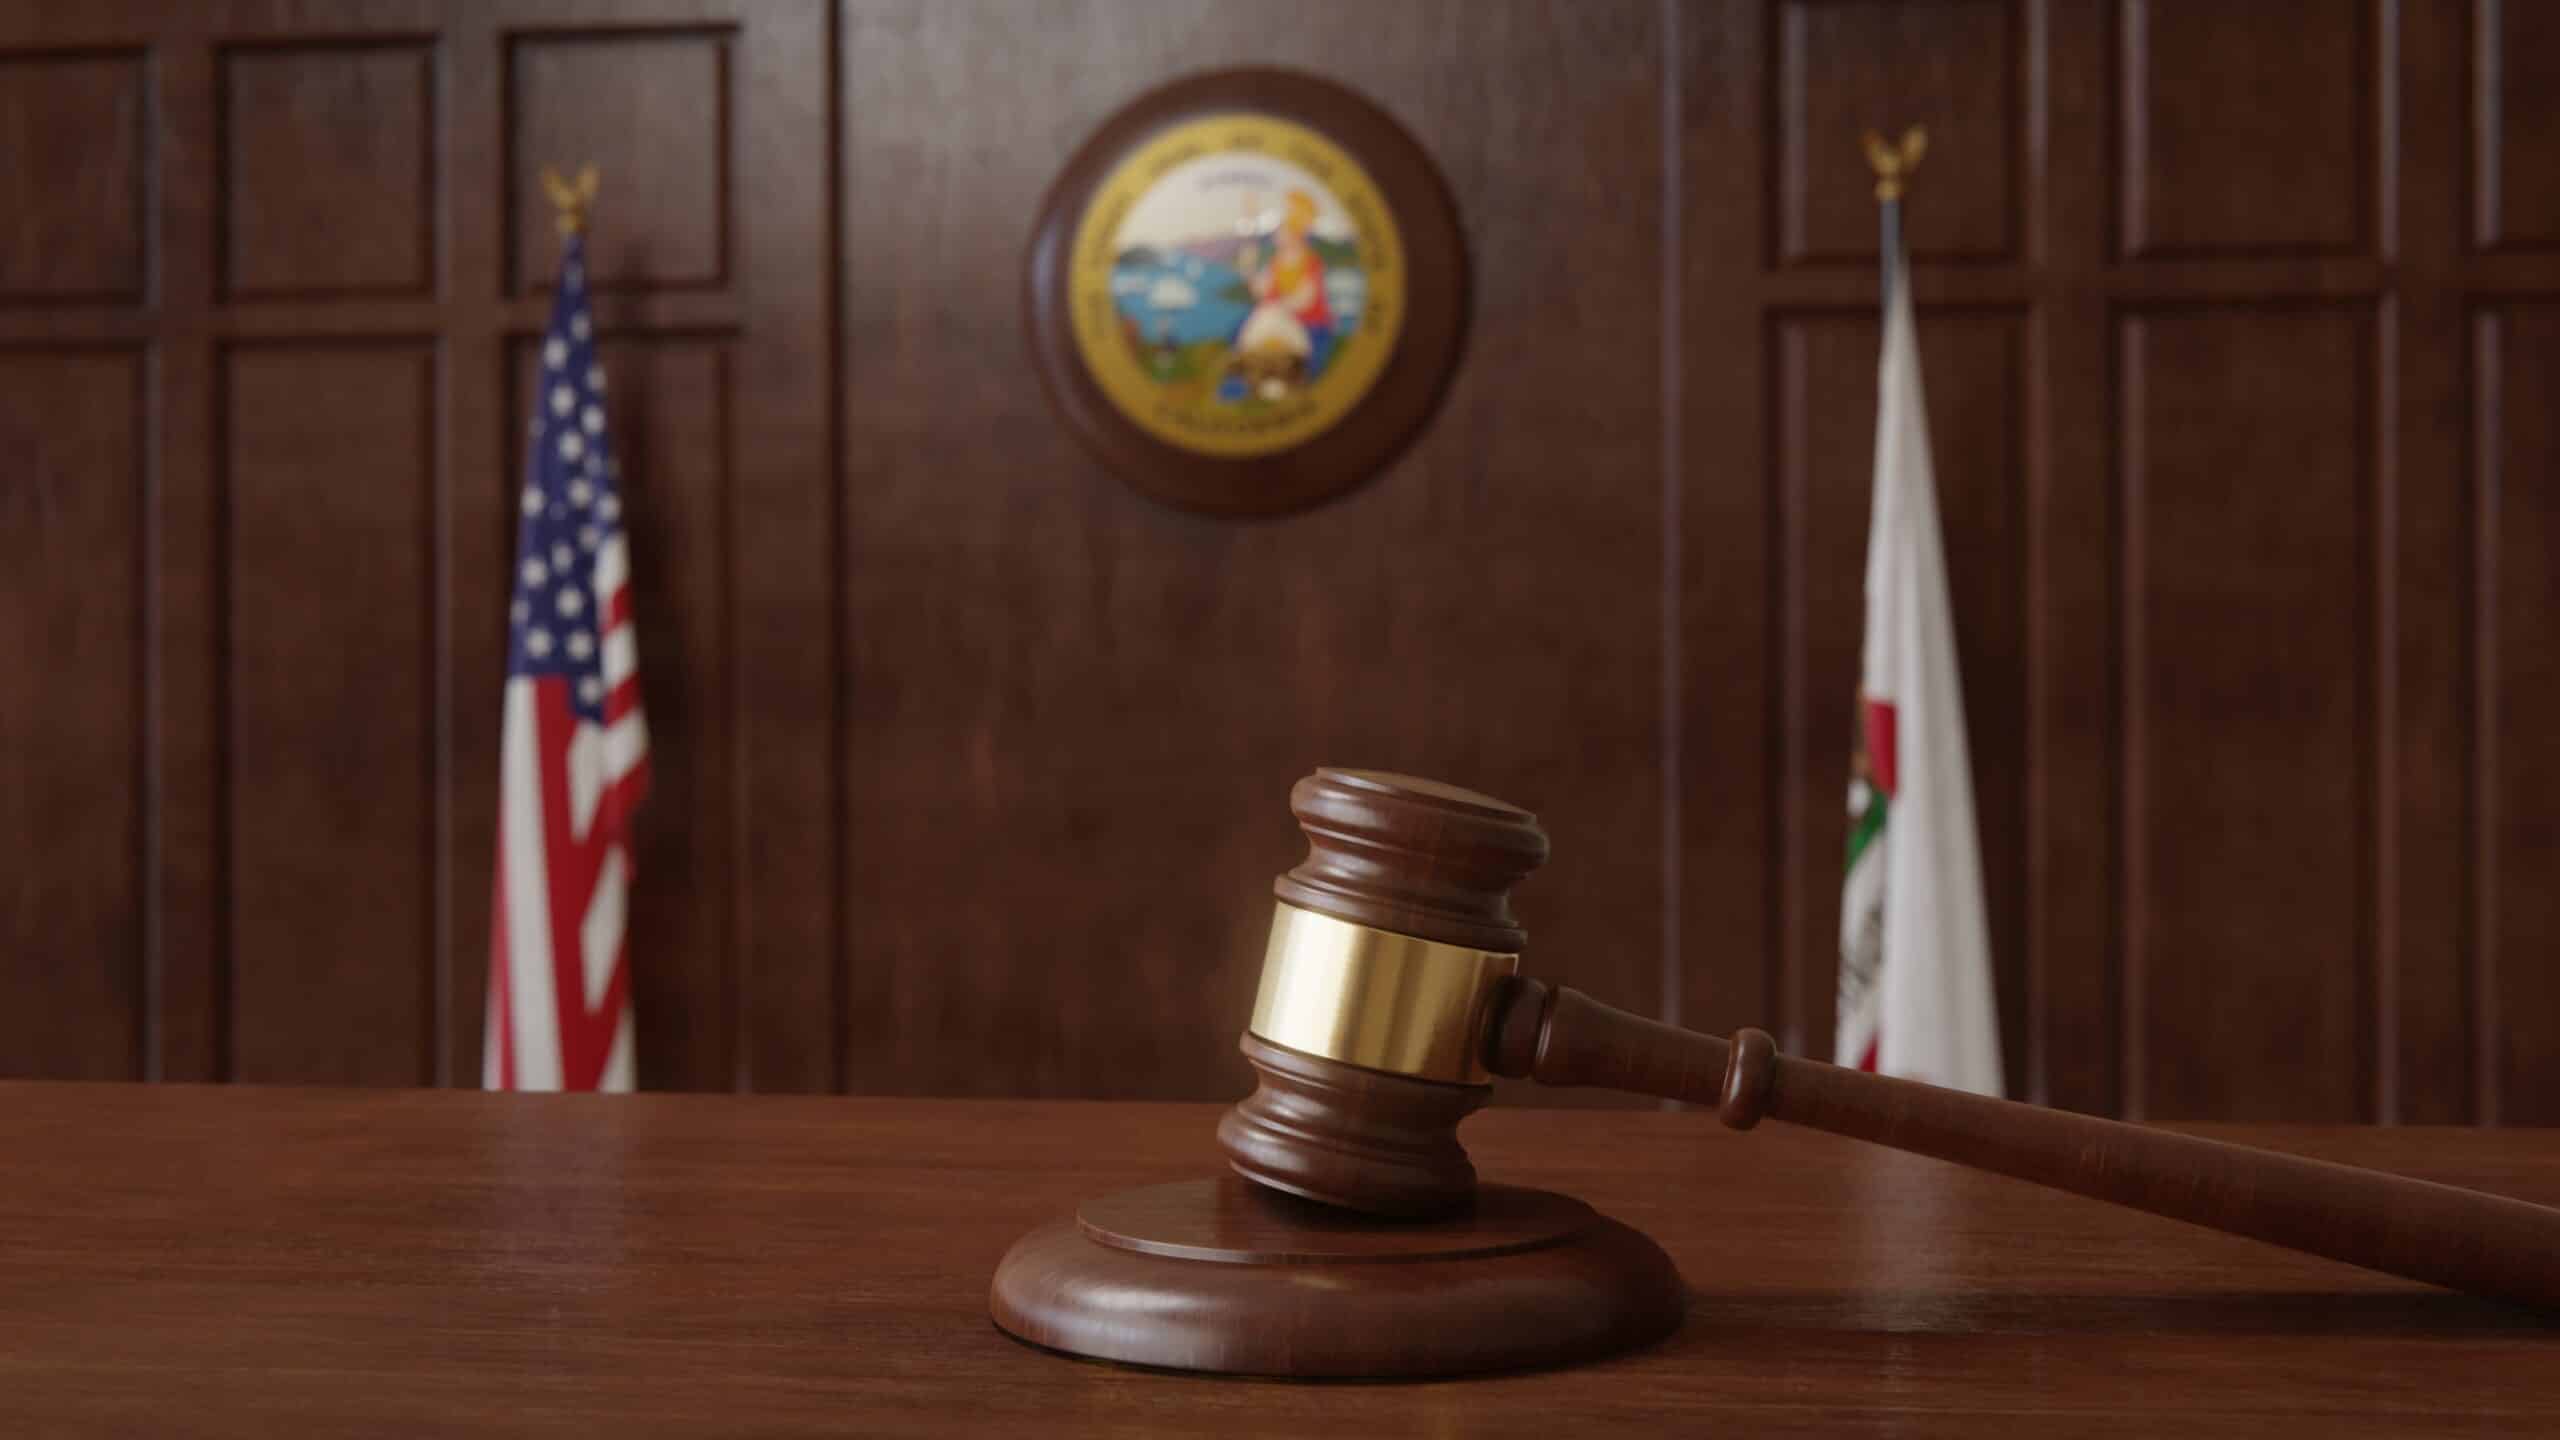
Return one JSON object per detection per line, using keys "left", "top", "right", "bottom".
{"left": 1026, "top": 69, "right": 1467, "bottom": 516}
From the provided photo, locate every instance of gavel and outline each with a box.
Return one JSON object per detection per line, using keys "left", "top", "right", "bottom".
{"left": 1217, "top": 768, "right": 2560, "bottom": 1310}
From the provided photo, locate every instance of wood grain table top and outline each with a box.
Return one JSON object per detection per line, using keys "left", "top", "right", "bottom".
{"left": 2, "top": 1083, "right": 2555, "bottom": 1436}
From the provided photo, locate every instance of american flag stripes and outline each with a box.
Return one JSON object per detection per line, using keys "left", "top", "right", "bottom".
{"left": 484, "top": 234, "right": 650, "bottom": 1092}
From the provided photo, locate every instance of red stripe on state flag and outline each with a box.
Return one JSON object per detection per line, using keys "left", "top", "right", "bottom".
{"left": 1861, "top": 697, "right": 1900, "bottom": 797}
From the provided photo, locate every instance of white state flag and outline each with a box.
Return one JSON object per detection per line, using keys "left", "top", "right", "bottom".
{"left": 1833, "top": 246, "right": 2005, "bottom": 1098}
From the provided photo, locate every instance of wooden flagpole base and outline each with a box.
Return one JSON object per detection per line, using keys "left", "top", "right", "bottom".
{"left": 989, "top": 1176, "right": 1682, "bottom": 1379}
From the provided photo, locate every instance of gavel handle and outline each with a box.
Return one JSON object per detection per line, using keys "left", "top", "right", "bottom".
{"left": 1486, "top": 977, "right": 2560, "bottom": 1310}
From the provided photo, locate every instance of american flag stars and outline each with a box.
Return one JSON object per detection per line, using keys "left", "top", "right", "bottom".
{"left": 507, "top": 249, "right": 632, "bottom": 728}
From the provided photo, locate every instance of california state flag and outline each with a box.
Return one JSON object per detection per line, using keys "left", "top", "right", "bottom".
{"left": 1834, "top": 246, "right": 2004, "bottom": 1098}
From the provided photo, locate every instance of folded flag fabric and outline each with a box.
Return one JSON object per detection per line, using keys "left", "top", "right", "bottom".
{"left": 1834, "top": 234, "right": 2005, "bottom": 1099}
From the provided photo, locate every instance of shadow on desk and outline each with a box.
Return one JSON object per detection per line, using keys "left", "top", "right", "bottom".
{"left": 1684, "top": 1288, "right": 2557, "bottom": 1337}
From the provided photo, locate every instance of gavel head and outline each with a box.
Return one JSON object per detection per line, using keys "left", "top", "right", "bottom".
{"left": 1215, "top": 768, "right": 1549, "bottom": 1218}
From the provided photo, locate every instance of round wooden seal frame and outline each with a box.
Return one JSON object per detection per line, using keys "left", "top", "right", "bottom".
{"left": 1023, "top": 68, "right": 1468, "bottom": 516}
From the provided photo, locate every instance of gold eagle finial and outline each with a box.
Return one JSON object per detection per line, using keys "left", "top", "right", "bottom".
{"left": 540, "top": 163, "right": 601, "bottom": 238}
{"left": 1861, "top": 126, "right": 1928, "bottom": 203}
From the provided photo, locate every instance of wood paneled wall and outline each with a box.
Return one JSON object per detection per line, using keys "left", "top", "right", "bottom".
{"left": 4, "top": 0, "right": 2554, "bottom": 1124}
{"left": 0, "top": 0, "right": 833, "bottom": 1090}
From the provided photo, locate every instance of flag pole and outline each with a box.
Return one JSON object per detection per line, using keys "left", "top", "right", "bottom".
{"left": 1862, "top": 126, "right": 1927, "bottom": 305}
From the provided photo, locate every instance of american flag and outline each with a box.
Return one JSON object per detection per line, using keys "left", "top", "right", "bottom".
{"left": 484, "top": 234, "right": 649, "bottom": 1092}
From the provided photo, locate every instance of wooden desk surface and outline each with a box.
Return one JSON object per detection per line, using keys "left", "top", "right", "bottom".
{"left": 2, "top": 1084, "right": 2555, "bottom": 1435}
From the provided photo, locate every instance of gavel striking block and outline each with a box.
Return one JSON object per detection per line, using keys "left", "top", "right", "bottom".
{"left": 992, "top": 769, "right": 1681, "bottom": 1377}
{"left": 994, "top": 768, "right": 2560, "bottom": 1379}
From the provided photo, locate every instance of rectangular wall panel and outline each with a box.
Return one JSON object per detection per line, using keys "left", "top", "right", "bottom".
{"left": 503, "top": 334, "right": 735, "bottom": 1092}
{"left": 2118, "top": 0, "right": 2373, "bottom": 258}
{"left": 1772, "top": 0, "right": 2018, "bottom": 265}
{"left": 1771, "top": 309, "right": 2028, "bottom": 1086}
{"left": 2472, "top": 0, "right": 2560, "bottom": 252}
{"left": 0, "top": 349, "right": 144, "bottom": 1077}
{"left": 2478, "top": 304, "right": 2560, "bottom": 1122}
{"left": 0, "top": 51, "right": 147, "bottom": 301}
{"left": 507, "top": 30, "right": 731, "bottom": 295}
{"left": 2119, "top": 304, "right": 2373, "bottom": 1120}
{"left": 225, "top": 343, "right": 436, "bottom": 1084}
{"left": 220, "top": 42, "right": 437, "bottom": 299}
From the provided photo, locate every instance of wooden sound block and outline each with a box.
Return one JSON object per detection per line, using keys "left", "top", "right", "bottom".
{"left": 989, "top": 1177, "right": 1683, "bottom": 1378}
